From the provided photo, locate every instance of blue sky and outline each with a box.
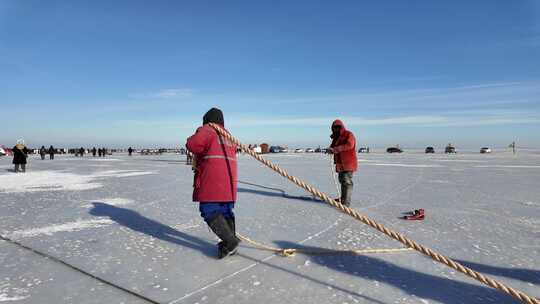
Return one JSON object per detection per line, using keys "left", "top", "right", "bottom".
{"left": 1, "top": 0, "right": 539, "bottom": 148}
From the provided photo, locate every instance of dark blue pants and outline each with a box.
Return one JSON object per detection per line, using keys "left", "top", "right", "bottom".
{"left": 199, "top": 202, "right": 235, "bottom": 223}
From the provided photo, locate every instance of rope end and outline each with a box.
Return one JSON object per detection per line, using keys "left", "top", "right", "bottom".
{"left": 281, "top": 249, "right": 296, "bottom": 257}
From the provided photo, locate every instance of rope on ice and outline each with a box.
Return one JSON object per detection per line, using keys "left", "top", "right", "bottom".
{"left": 209, "top": 122, "right": 540, "bottom": 304}
{"left": 237, "top": 233, "right": 413, "bottom": 257}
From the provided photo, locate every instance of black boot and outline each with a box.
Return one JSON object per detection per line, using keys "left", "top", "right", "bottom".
{"left": 339, "top": 172, "right": 353, "bottom": 207}
{"left": 226, "top": 217, "right": 235, "bottom": 235}
{"left": 225, "top": 217, "right": 240, "bottom": 242}
{"left": 218, "top": 217, "right": 240, "bottom": 256}
{"left": 340, "top": 187, "right": 351, "bottom": 207}
{"left": 207, "top": 214, "right": 239, "bottom": 259}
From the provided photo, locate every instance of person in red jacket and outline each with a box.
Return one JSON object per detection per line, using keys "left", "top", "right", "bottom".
{"left": 186, "top": 108, "right": 239, "bottom": 259}
{"left": 329, "top": 119, "right": 358, "bottom": 206}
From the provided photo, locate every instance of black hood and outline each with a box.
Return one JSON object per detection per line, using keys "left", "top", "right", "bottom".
{"left": 203, "top": 107, "right": 224, "bottom": 125}
{"left": 330, "top": 119, "right": 346, "bottom": 139}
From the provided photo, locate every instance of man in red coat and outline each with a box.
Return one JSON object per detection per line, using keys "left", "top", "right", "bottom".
{"left": 329, "top": 119, "right": 358, "bottom": 206}
{"left": 186, "top": 108, "right": 239, "bottom": 258}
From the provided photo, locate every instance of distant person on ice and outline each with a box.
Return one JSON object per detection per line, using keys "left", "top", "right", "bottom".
{"left": 92, "top": 147, "right": 97, "bottom": 157}
{"left": 328, "top": 119, "right": 358, "bottom": 207}
{"left": 49, "top": 145, "right": 55, "bottom": 160}
{"left": 186, "top": 107, "right": 240, "bottom": 259}
{"left": 128, "top": 147, "right": 133, "bottom": 156}
{"left": 39, "top": 146, "right": 46, "bottom": 160}
{"left": 12, "top": 139, "right": 29, "bottom": 173}
{"left": 186, "top": 151, "right": 193, "bottom": 165}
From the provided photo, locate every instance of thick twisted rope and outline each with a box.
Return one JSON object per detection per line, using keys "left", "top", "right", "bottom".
{"left": 209, "top": 123, "right": 539, "bottom": 304}
{"left": 237, "top": 233, "right": 413, "bottom": 257}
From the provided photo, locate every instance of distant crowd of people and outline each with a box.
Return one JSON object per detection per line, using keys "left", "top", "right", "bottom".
{"left": 9, "top": 141, "right": 137, "bottom": 173}
{"left": 76, "top": 147, "right": 134, "bottom": 157}
{"left": 77, "top": 147, "right": 111, "bottom": 157}
{"left": 39, "top": 145, "right": 56, "bottom": 160}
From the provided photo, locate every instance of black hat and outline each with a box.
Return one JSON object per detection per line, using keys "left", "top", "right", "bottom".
{"left": 203, "top": 107, "right": 224, "bottom": 125}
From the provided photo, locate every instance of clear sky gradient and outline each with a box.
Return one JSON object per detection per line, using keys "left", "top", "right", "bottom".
{"left": 1, "top": 1, "right": 539, "bottom": 149}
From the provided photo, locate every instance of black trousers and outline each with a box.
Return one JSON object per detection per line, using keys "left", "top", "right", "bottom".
{"left": 338, "top": 171, "right": 353, "bottom": 204}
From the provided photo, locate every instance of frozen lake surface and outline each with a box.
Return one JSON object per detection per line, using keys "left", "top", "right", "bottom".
{"left": 0, "top": 151, "right": 539, "bottom": 303}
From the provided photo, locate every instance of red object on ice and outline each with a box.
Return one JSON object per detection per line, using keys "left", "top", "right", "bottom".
{"left": 402, "top": 209, "right": 425, "bottom": 220}
{"left": 0, "top": 145, "right": 13, "bottom": 156}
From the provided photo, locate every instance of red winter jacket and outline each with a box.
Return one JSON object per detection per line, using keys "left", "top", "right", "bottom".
{"left": 330, "top": 120, "right": 358, "bottom": 172}
{"left": 186, "top": 124, "right": 238, "bottom": 203}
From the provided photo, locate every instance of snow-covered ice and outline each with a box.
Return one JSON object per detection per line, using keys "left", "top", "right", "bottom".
{"left": 6, "top": 219, "right": 114, "bottom": 238}
{"left": 0, "top": 170, "right": 155, "bottom": 193}
{"left": 0, "top": 151, "right": 538, "bottom": 303}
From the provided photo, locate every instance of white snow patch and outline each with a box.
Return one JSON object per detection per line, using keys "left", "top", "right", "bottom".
{"left": 94, "top": 170, "right": 156, "bottom": 178}
{"left": 434, "top": 159, "right": 487, "bottom": 163}
{"left": 0, "top": 171, "right": 101, "bottom": 193}
{"left": 0, "top": 294, "right": 30, "bottom": 302}
{"left": 427, "top": 180, "right": 451, "bottom": 184}
{"left": 6, "top": 219, "right": 113, "bottom": 238}
{"left": 83, "top": 198, "right": 134, "bottom": 208}
{"left": 0, "top": 170, "right": 156, "bottom": 193}
{"left": 88, "top": 158, "right": 123, "bottom": 162}
{"left": 365, "top": 163, "right": 443, "bottom": 168}
{"left": 0, "top": 285, "right": 29, "bottom": 302}
{"left": 474, "top": 165, "right": 540, "bottom": 168}
{"left": 521, "top": 201, "right": 539, "bottom": 207}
